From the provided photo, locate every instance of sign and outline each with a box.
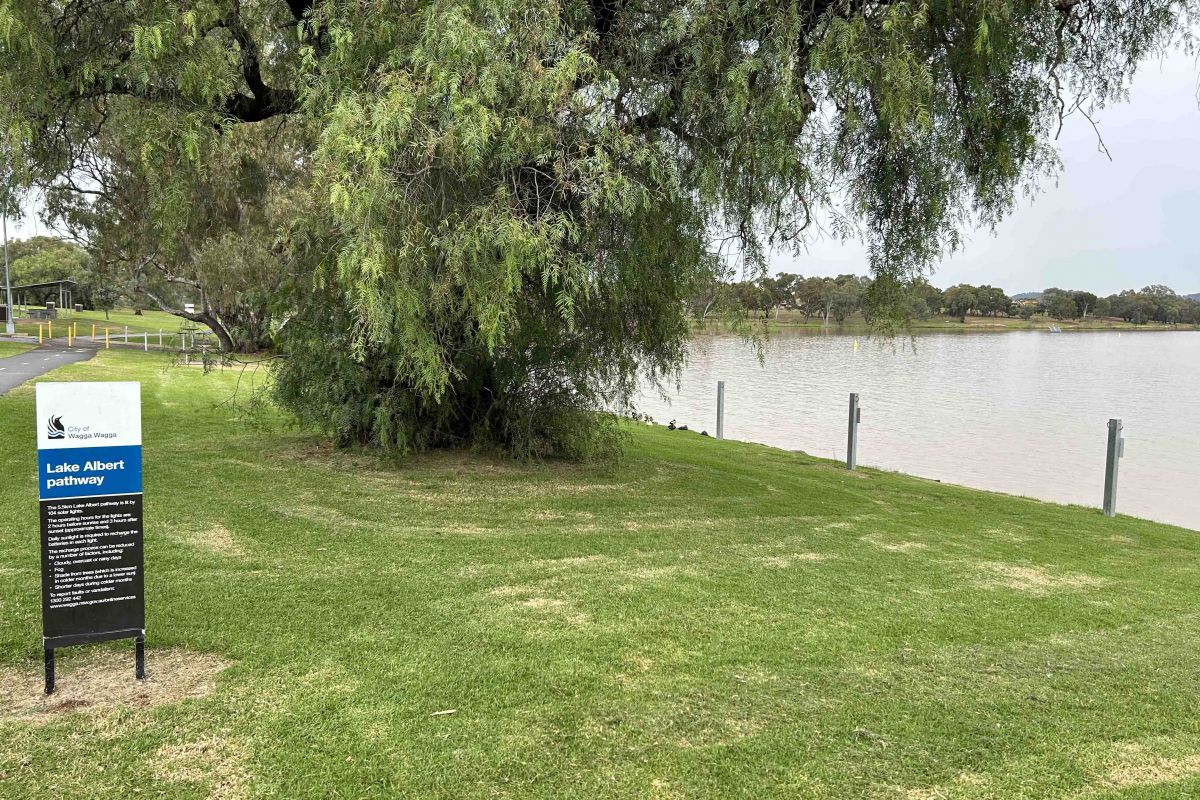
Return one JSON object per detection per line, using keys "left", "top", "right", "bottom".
{"left": 35, "top": 382, "right": 145, "bottom": 692}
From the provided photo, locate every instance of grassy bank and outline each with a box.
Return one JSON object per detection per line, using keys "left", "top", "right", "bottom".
{"left": 2, "top": 350, "right": 1200, "bottom": 798}
{"left": 0, "top": 340, "right": 34, "bottom": 358}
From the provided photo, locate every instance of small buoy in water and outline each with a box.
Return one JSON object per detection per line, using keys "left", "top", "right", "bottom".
{"left": 854, "top": 339, "right": 860, "bottom": 351}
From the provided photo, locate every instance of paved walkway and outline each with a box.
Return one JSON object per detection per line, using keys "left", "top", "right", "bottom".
{"left": 0, "top": 343, "right": 96, "bottom": 395}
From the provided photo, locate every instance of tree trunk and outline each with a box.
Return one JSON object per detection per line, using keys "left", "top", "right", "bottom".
{"left": 139, "top": 287, "right": 240, "bottom": 353}
{"left": 197, "top": 311, "right": 236, "bottom": 353}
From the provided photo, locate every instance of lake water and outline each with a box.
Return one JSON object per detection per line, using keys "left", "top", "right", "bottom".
{"left": 635, "top": 330, "right": 1200, "bottom": 531}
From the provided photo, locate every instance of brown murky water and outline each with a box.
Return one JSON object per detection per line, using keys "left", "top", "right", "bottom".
{"left": 636, "top": 329, "right": 1200, "bottom": 531}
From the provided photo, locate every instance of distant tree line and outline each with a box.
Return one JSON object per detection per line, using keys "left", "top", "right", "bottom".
{"left": 692, "top": 275, "right": 1200, "bottom": 325}
{"left": 1037, "top": 285, "right": 1200, "bottom": 325}
{"left": 2, "top": 236, "right": 122, "bottom": 316}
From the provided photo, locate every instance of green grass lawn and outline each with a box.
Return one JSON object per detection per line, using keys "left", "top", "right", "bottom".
{"left": 2, "top": 350, "right": 1200, "bottom": 798}
{"left": 0, "top": 340, "right": 34, "bottom": 358}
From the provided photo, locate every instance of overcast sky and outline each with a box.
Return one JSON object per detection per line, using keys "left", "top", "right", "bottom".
{"left": 6, "top": 48, "right": 1200, "bottom": 296}
{"left": 770, "top": 48, "right": 1200, "bottom": 296}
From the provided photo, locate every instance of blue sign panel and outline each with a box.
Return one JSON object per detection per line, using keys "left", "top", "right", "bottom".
{"left": 35, "top": 382, "right": 145, "bottom": 676}
{"left": 37, "top": 444, "right": 143, "bottom": 500}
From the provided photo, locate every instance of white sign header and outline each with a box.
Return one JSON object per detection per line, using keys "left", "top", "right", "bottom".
{"left": 35, "top": 382, "right": 142, "bottom": 450}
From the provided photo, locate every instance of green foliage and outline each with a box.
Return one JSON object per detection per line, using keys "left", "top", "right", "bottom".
{"left": 943, "top": 284, "right": 978, "bottom": 322}
{"left": 2, "top": 236, "right": 114, "bottom": 308}
{"left": 2, "top": 0, "right": 1196, "bottom": 455}
{"left": 1105, "top": 285, "right": 1200, "bottom": 324}
{"left": 6, "top": 237, "right": 88, "bottom": 285}
{"left": 1043, "top": 287, "right": 1082, "bottom": 319}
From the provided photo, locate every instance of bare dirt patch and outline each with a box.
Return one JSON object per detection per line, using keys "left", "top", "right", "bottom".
{"left": 982, "top": 527, "right": 1032, "bottom": 543}
{"left": 516, "top": 597, "right": 590, "bottom": 625}
{"left": 488, "top": 584, "right": 540, "bottom": 598}
{"left": 529, "top": 554, "right": 613, "bottom": 570}
{"left": 283, "top": 502, "right": 363, "bottom": 529}
{"left": 438, "top": 524, "right": 494, "bottom": 535}
{"left": 903, "top": 772, "right": 988, "bottom": 799}
{"left": 861, "top": 535, "right": 928, "bottom": 553}
{"left": 175, "top": 523, "right": 245, "bottom": 557}
{"left": 675, "top": 714, "right": 769, "bottom": 749}
{"left": 624, "top": 565, "right": 700, "bottom": 580}
{"left": 880, "top": 541, "right": 927, "bottom": 552}
{"left": 152, "top": 736, "right": 247, "bottom": 800}
{"left": 815, "top": 521, "right": 856, "bottom": 532}
{"left": 1098, "top": 743, "right": 1200, "bottom": 791}
{"left": 976, "top": 562, "right": 1106, "bottom": 594}
{"left": 756, "top": 553, "right": 828, "bottom": 568}
{"left": 0, "top": 648, "right": 229, "bottom": 723}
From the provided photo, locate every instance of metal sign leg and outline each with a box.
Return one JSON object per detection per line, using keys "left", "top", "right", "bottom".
{"left": 135, "top": 635, "right": 146, "bottom": 680}
{"left": 44, "top": 648, "right": 55, "bottom": 695}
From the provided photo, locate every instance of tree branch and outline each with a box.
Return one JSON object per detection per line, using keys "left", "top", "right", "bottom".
{"left": 282, "top": 0, "right": 315, "bottom": 22}
{"left": 222, "top": 6, "right": 298, "bottom": 121}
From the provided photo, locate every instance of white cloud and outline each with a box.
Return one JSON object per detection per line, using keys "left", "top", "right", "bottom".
{"left": 771, "top": 48, "right": 1200, "bottom": 296}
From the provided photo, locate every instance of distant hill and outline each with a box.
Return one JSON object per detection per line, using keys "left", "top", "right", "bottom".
{"left": 1187, "top": 293, "right": 1200, "bottom": 302}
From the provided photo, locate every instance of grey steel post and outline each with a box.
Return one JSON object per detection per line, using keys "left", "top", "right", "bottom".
{"left": 158, "top": 329, "right": 163, "bottom": 348}
{"left": 847, "top": 393, "right": 861, "bottom": 471}
{"left": 123, "top": 325, "right": 128, "bottom": 343}
{"left": 1103, "top": 418, "right": 1124, "bottom": 517}
{"left": 716, "top": 380, "right": 725, "bottom": 440}
{"left": 143, "top": 331, "right": 148, "bottom": 351}
{"left": 44, "top": 647, "right": 54, "bottom": 695}
{"left": 135, "top": 635, "right": 146, "bottom": 680}
{"left": 2, "top": 205, "right": 13, "bottom": 335}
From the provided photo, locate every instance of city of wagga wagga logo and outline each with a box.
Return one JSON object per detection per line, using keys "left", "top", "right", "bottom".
{"left": 44, "top": 458, "right": 128, "bottom": 489}
{"left": 46, "top": 416, "right": 120, "bottom": 442}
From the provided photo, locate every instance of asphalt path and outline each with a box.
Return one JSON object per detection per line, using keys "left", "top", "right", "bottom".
{"left": 0, "top": 344, "right": 96, "bottom": 395}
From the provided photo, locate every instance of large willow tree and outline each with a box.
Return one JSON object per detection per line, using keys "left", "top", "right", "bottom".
{"left": 1, "top": 1, "right": 1193, "bottom": 455}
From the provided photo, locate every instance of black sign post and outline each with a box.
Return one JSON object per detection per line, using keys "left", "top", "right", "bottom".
{"left": 36, "top": 382, "right": 145, "bottom": 694}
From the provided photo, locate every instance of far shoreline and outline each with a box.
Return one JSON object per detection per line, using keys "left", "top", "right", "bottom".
{"left": 691, "top": 315, "right": 1200, "bottom": 335}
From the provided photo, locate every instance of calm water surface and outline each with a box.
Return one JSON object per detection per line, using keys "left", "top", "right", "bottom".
{"left": 636, "top": 330, "right": 1200, "bottom": 531}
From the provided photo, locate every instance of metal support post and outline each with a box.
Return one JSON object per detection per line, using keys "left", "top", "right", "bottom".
{"left": 847, "top": 393, "right": 861, "bottom": 471}
{"left": 1103, "top": 418, "right": 1124, "bottom": 517}
{"left": 716, "top": 381, "right": 725, "bottom": 440}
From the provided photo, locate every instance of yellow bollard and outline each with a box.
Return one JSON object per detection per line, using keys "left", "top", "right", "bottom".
{"left": 68, "top": 326, "right": 73, "bottom": 347}
{"left": 92, "top": 323, "right": 96, "bottom": 339}
{"left": 48, "top": 320, "right": 53, "bottom": 339}
{"left": 105, "top": 328, "right": 110, "bottom": 350}
{"left": 38, "top": 323, "right": 43, "bottom": 344}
